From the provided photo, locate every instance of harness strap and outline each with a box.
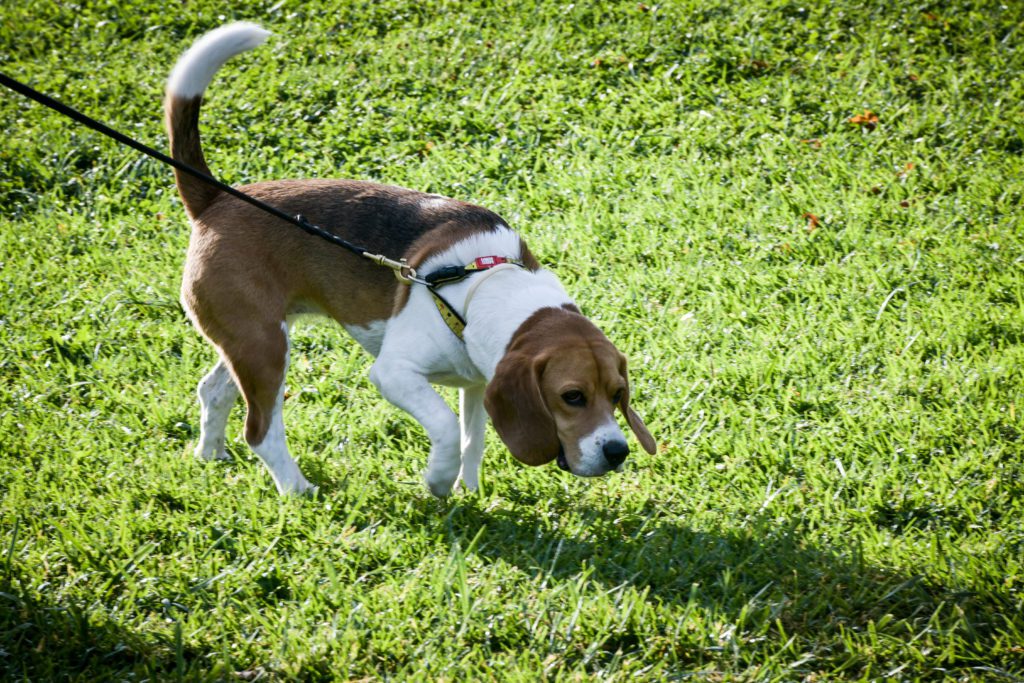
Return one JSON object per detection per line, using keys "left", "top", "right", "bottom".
{"left": 463, "top": 262, "right": 524, "bottom": 314}
{"left": 429, "top": 290, "right": 467, "bottom": 339}
{"left": 424, "top": 256, "right": 527, "bottom": 340}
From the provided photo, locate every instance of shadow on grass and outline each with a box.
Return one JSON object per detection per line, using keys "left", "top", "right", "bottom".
{"left": 4, "top": 482, "right": 1018, "bottom": 680}
{"left": 430, "top": 493, "right": 1018, "bottom": 670}
{"left": 0, "top": 573, "right": 185, "bottom": 681}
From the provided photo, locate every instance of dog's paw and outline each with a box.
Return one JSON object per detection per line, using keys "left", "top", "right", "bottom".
{"left": 424, "top": 470, "right": 458, "bottom": 498}
{"left": 278, "top": 479, "right": 318, "bottom": 498}
{"left": 458, "top": 471, "right": 480, "bottom": 494}
{"left": 424, "top": 447, "right": 461, "bottom": 497}
{"left": 194, "top": 443, "right": 232, "bottom": 462}
{"left": 426, "top": 478, "right": 456, "bottom": 498}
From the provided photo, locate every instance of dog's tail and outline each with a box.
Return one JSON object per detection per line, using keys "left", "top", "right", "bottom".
{"left": 164, "top": 22, "right": 270, "bottom": 218}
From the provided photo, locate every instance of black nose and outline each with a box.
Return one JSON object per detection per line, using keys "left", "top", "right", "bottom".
{"left": 603, "top": 440, "right": 629, "bottom": 468}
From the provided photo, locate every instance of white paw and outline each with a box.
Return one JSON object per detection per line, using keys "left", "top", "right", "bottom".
{"left": 424, "top": 440, "right": 462, "bottom": 497}
{"left": 425, "top": 467, "right": 459, "bottom": 498}
{"left": 459, "top": 469, "right": 480, "bottom": 493}
{"left": 194, "top": 442, "right": 232, "bottom": 462}
{"left": 275, "top": 476, "right": 318, "bottom": 497}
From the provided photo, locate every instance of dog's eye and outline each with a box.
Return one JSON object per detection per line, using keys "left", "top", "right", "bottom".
{"left": 561, "top": 390, "right": 586, "bottom": 407}
{"left": 612, "top": 389, "right": 624, "bottom": 404}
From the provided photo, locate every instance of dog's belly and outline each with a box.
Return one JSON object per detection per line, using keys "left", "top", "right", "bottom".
{"left": 428, "top": 371, "right": 484, "bottom": 388}
{"left": 286, "top": 301, "right": 386, "bottom": 357}
{"left": 342, "top": 320, "right": 387, "bottom": 357}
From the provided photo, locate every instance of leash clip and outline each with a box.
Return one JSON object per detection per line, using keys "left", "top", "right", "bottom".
{"left": 362, "top": 252, "right": 427, "bottom": 286}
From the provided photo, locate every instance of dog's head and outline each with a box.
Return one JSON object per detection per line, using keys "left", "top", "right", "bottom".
{"left": 484, "top": 307, "right": 656, "bottom": 476}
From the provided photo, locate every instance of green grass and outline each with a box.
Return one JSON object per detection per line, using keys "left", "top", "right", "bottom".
{"left": 1, "top": 0, "right": 1022, "bottom": 680}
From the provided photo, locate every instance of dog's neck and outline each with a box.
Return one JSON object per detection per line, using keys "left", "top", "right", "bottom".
{"left": 413, "top": 226, "right": 574, "bottom": 381}
{"left": 463, "top": 267, "right": 574, "bottom": 380}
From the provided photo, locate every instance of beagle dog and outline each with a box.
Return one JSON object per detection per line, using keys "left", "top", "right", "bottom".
{"left": 166, "top": 23, "right": 655, "bottom": 496}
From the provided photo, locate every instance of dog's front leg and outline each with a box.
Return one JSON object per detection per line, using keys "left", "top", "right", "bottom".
{"left": 458, "top": 385, "right": 487, "bottom": 492}
{"left": 370, "top": 360, "right": 461, "bottom": 497}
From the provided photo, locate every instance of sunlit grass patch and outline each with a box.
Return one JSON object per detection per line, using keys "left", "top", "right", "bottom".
{"left": 1, "top": 0, "right": 1022, "bottom": 680}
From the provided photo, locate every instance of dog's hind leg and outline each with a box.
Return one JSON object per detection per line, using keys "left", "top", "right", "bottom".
{"left": 194, "top": 359, "right": 239, "bottom": 461}
{"left": 226, "top": 321, "right": 315, "bottom": 496}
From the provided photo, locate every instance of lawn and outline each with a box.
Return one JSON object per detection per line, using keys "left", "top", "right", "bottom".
{"left": 1, "top": 0, "right": 1022, "bottom": 680}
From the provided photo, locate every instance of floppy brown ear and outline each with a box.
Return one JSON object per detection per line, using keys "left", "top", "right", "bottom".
{"left": 624, "top": 402, "right": 656, "bottom": 455}
{"left": 618, "top": 358, "right": 657, "bottom": 455}
{"left": 484, "top": 351, "right": 559, "bottom": 466}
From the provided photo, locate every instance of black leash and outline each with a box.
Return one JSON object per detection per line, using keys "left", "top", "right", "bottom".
{"left": 0, "top": 71, "right": 424, "bottom": 284}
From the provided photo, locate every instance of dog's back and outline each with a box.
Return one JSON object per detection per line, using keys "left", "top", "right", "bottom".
{"left": 164, "top": 24, "right": 518, "bottom": 326}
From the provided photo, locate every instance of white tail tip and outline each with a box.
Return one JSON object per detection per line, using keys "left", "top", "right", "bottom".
{"left": 167, "top": 22, "right": 271, "bottom": 98}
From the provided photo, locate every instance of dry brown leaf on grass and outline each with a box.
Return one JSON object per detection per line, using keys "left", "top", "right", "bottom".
{"left": 849, "top": 109, "right": 879, "bottom": 130}
{"left": 802, "top": 212, "right": 821, "bottom": 232}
